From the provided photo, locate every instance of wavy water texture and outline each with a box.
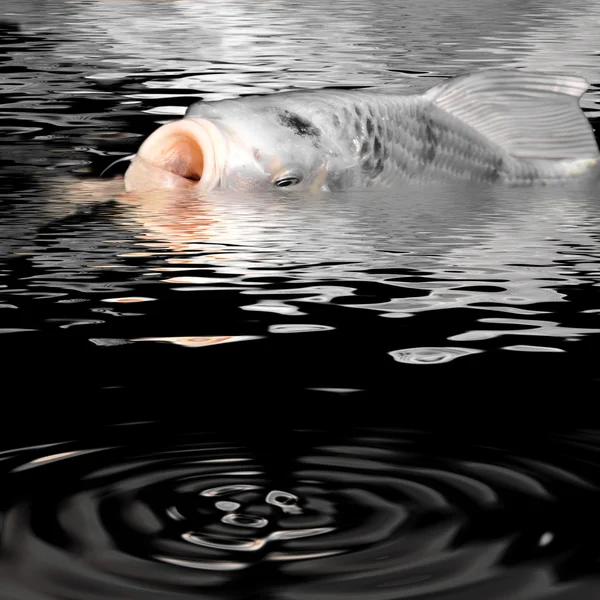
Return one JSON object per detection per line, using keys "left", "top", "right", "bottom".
{"left": 0, "top": 426, "right": 599, "bottom": 599}
{"left": 2, "top": 4, "right": 600, "bottom": 596}
{"left": 4, "top": 182, "right": 600, "bottom": 369}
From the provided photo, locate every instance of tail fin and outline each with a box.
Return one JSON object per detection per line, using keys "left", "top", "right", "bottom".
{"left": 423, "top": 69, "right": 599, "bottom": 160}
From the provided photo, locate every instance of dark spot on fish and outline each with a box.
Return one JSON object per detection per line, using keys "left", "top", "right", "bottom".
{"left": 355, "top": 105, "right": 363, "bottom": 119}
{"left": 425, "top": 121, "right": 436, "bottom": 146}
{"left": 343, "top": 107, "right": 353, "bottom": 122}
{"left": 277, "top": 110, "right": 320, "bottom": 139}
{"left": 421, "top": 118, "right": 438, "bottom": 163}
{"left": 488, "top": 157, "right": 504, "bottom": 181}
{"left": 373, "top": 158, "right": 384, "bottom": 177}
{"left": 332, "top": 114, "right": 341, "bottom": 129}
{"left": 362, "top": 157, "right": 374, "bottom": 175}
{"left": 355, "top": 120, "right": 362, "bottom": 136}
{"left": 366, "top": 118, "right": 374, "bottom": 136}
{"left": 373, "top": 136, "right": 382, "bottom": 159}
{"left": 360, "top": 140, "right": 370, "bottom": 158}
{"left": 377, "top": 123, "right": 384, "bottom": 138}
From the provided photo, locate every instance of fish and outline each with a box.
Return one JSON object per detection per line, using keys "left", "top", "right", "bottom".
{"left": 123, "top": 69, "right": 600, "bottom": 193}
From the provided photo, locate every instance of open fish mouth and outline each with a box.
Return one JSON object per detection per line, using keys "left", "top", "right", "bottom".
{"left": 124, "top": 118, "right": 227, "bottom": 193}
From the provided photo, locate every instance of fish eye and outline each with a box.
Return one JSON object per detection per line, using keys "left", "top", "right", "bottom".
{"left": 274, "top": 176, "right": 301, "bottom": 187}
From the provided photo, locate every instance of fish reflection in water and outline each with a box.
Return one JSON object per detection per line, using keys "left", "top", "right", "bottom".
{"left": 39, "top": 175, "right": 600, "bottom": 352}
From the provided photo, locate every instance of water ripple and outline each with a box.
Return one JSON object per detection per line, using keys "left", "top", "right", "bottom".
{"left": 389, "top": 347, "right": 483, "bottom": 364}
{"left": 1, "top": 426, "right": 599, "bottom": 598}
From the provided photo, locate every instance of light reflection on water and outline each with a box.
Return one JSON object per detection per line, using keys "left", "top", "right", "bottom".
{"left": 3, "top": 178, "right": 600, "bottom": 361}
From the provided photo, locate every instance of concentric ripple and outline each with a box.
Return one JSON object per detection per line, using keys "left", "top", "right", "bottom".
{"left": 1, "top": 426, "right": 600, "bottom": 599}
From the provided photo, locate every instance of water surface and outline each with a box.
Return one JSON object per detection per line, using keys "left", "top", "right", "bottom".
{"left": 2, "top": 425, "right": 600, "bottom": 600}
{"left": 1, "top": 1, "right": 600, "bottom": 597}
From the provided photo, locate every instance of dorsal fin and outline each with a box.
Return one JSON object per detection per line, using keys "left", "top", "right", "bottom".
{"left": 423, "top": 69, "right": 599, "bottom": 160}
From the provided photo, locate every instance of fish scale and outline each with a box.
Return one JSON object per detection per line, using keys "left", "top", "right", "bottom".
{"left": 281, "top": 91, "right": 515, "bottom": 186}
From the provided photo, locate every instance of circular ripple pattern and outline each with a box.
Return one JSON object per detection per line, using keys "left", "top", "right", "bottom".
{"left": 1, "top": 426, "right": 600, "bottom": 599}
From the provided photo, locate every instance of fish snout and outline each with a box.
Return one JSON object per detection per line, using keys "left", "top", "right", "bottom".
{"left": 124, "top": 118, "right": 226, "bottom": 193}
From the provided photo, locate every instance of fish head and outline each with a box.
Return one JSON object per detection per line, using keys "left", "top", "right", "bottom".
{"left": 124, "top": 100, "right": 346, "bottom": 193}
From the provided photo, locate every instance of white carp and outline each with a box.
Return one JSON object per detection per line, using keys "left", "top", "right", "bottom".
{"left": 124, "top": 69, "right": 600, "bottom": 193}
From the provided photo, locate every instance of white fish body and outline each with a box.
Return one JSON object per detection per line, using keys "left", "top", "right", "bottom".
{"left": 124, "top": 70, "right": 600, "bottom": 193}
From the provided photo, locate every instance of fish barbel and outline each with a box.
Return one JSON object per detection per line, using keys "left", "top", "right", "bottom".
{"left": 124, "top": 69, "right": 600, "bottom": 193}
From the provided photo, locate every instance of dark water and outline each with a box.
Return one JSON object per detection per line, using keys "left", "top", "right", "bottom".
{"left": 2, "top": 1, "right": 600, "bottom": 597}
{"left": 3, "top": 426, "right": 600, "bottom": 600}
